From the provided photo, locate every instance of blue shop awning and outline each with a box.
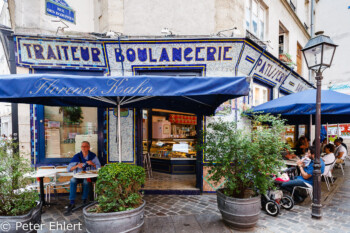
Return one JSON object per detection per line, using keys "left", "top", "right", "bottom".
{"left": 0, "top": 74, "right": 249, "bottom": 115}
{"left": 251, "top": 89, "right": 350, "bottom": 124}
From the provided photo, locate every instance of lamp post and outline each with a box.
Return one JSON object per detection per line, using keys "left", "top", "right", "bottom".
{"left": 301, "top": 31, "right": 337, "bottom": 219}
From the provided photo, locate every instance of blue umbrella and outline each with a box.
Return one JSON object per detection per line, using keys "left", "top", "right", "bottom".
{"left": 251, "top": 89, "right": 350, "bottom": 124}
{"left": 0, "top": 74, "right": 249, "bottom": 161}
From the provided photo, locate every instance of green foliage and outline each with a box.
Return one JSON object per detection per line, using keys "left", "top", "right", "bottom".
{"left": 95, "top": 163, "right": 145, "bottom": 213}
{"left": 59, "top": 106, "right": 84, "bottom": 124}
{"left": 0, "top": 140, "right": 38, "bottom": 216}
{"left": 199, "top": 114, "right": 286, "bottom": 198}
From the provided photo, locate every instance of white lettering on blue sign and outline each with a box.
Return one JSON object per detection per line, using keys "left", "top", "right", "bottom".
{"left": 45, "top": 0, "right": 75, "bottom": 24}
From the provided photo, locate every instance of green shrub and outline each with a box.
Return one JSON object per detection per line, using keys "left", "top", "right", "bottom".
{"left": 94, "top": 163, "right": 145, "bottom": 213}
{"left": 199, "top": 114, "right": 286, "bottom": 198}
{"left": 0, "top": 140, "right": 38, "bottom": 216}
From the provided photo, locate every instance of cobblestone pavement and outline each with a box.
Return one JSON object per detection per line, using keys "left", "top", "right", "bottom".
{"left": 37, "top": 165, "right": 350, "bottom": 233}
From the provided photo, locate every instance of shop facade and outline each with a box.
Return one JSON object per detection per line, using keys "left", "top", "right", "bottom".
{"left": 14, "top": 35, "right": 313, "bottom": 192}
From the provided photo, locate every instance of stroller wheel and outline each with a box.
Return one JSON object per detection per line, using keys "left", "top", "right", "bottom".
{"left": 281, "top": 195, "right": 294, "bottom": 210}
{"left": 265, "top": 200, "right": 280, "bottom": 217}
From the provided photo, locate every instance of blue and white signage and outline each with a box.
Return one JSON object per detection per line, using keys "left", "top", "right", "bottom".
{"left": 15, "top": 36, "right": 313, "bottom": 93}
{"left": 45, "top": 0, "right": 75, "bottom": 24}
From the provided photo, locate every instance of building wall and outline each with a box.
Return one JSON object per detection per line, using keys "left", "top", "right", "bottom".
{"left": 264, "top": 0, "right": 310, "bottom": 79}
{"left": 94, "top": 0, "right": 311, "bottom": 79}
{"left": 9, "top": 0, "right": 94, "bottom": 35}
{"left": 315, "top": 0, "right": 349, "bottom": 86}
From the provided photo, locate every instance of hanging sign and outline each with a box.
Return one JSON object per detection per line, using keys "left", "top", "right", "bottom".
{"left": 45, "top": 0, "right": 76, "bottom": 24}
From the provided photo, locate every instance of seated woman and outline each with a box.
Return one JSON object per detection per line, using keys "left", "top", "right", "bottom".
{"left": 322, "top": 143, "right": 336, "bottom": 176}
{"left": 295, "top": 136, "right": 309, "bottom": 158}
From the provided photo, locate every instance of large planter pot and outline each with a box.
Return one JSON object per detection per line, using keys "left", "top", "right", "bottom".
{"left": 83, "top": 200, "right": 145, "bottom": 233}
{"left": 217, "top": 189, "right": 261, "bottom": 229}
{"left": 0, "top": 202, "right": 42, "bottom": 233}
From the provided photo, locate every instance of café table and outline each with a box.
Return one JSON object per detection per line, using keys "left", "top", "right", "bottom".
{"left": 71, "top": 171, "right": 99, "bottom": 212}
{"left": 284, "top": 159, "right": 298, "bottom": 167}
{"left": 26, "top": 168, "right": 74, "bottom": 206}
{"left": 27, "top": 169, "right": 56, "bottom": 206}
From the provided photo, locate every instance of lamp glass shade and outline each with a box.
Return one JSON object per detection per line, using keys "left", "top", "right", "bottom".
{"left": 302, "top": 34, "right": 337, "bottom": 73}
{"left": 303, "top": 44, "right": 323, "bottom": 71}
{"left": 322, "top": 44, "right": 336, "bottom": 66}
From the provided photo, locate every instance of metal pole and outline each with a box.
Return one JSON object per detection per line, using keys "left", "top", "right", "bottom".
{"left": 326, "top": 123, "right": 329, "bottom": 143}
{"left": 309, "top": 0, "right": 314, "bottom": 82}
{"left": 312, "top": 71, "right": 322, "bottom": 219}
{"left": 310, "top": 114, "right": 313, "bottom": 144}
{"left": 118, "top": 102, "right": 122, "bottom": 163}
{"left": 337, "top": 123, "right": 340, "bottom": 138}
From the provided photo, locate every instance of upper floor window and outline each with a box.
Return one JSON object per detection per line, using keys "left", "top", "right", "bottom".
{"left": 253, "top": 83, "right": 270, "bottom": 106}
{"left": 245, "top": 0, "right": 266, "bottom": 40}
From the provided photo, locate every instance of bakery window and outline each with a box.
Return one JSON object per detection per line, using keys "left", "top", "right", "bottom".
{"left": 44, "top": 106, "right": 98, "bottom": 159}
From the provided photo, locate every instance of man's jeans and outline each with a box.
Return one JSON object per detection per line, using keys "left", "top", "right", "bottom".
{"left": 69, "top": 177, "right": 90, "bottom": 201}
{"left": 280, "top": 178, "right": 309, "bottom": 200}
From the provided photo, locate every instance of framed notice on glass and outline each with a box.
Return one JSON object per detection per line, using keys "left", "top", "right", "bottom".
{"left": 163, "top": 125, "right": 170, "bottom": 134}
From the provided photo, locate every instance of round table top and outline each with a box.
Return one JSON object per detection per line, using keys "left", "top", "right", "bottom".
{"left": 26, "top": 169, "right": 57, "bottom": 178}
{"left": 73, "top": 171, "right": 99, "bottom": 179}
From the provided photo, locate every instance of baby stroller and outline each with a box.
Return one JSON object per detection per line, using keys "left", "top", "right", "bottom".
{"left": 261, "top": 167, "right": 295, "bottom": 216}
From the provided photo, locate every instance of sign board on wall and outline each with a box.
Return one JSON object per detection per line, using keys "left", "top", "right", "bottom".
{"left": 14, "top": 36, "right": 313, "bottom": 95}
{"left": 326, "top": 124, "right": 350, "bottom": 139}
{"left": 45, "top": 0, "right": 76, "bottom": 24}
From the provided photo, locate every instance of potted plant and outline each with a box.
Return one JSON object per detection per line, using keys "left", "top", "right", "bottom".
{"left": 0, "top": 140, "right": 41, "bottom": 233}
{"left": 83, "top": 163, "right": 146, "bottom": 233}
{"left": 279, "top": 53, "right": 296, "bottom": 68}
{"left": 59, "top": 106, "right": 84, "bottom": 125}
{"left": 200, "top": 114, "right": 286, "bottom": 229}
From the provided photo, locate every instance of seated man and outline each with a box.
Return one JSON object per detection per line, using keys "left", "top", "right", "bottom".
{"left": 334, "top": 139, "right": 347, "bottom": 164}
{"left": 65, "top": 141, "right": 101, "bottom": 213}
{"left": 281, "top": 147, "right": 325, "bottom": 203}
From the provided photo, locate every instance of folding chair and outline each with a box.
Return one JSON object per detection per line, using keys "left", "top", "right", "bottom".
{"left": 322, "top": 160, "right": 336, "bottom": 191}
{"left": 50, "top": 166, "right": 72, "bottom": 200}
{"left": 26, "top": 166, "right": 55, "bottom": 202}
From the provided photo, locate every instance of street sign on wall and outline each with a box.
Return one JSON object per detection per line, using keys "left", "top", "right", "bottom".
{"left": 45, "top": 0, "right": 75, "bottom": 24}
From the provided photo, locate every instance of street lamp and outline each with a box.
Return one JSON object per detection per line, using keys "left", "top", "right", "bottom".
{"left": 302, "top": 31, "right": 337, "bottom": 219}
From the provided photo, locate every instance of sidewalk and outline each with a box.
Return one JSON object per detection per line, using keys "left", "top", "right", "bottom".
{"left": 38, "top": 165, "right": 350, "bottom": 233}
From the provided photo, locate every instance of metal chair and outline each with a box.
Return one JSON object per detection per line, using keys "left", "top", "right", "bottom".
{"left": 50, "top": 166, "right": 72, "bottom": 200}
{"left": 322, "top": 160, "right": 336, "bottom": 191}
{"left": 26, "top": 166, "right": 56, "bottom": 202}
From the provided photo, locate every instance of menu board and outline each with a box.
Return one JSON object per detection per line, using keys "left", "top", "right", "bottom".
{"left": 46, "top": 128, "right": 61, "bottom": 157}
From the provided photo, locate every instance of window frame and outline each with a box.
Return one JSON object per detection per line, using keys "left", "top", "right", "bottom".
{"left": 245, "top": 0, "right": 267, "bottom": 41}
{"left": 252, "top": 80, "right": 273, "bottom": 107}
{"left": 33, "top": 69, "right": 105, "bottom": 165}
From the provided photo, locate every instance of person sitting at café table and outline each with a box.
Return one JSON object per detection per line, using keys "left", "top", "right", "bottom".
{"left": 321, "top": 138, "right": 327, "bottom": 153}
{"left": 281, "top": 147, "right": 325, "bottom": 203}
{"left": 65, "top": 141, "right": 101, "bottom": 213}
{"left": 339, "top": 137, "right": 348, "bottom": 151}
{"left": 322, "top": 143, "right": 335, "bottom": 176}
{"left": 334, "top": 138, "right": 347, "bottom": 165}
{"left": 295, "top": 136, "right": 309, "bottom": 158}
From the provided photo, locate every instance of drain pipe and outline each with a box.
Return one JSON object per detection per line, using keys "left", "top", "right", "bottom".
{"left": 309, "top": 0, "right": 315, "bottom": 83}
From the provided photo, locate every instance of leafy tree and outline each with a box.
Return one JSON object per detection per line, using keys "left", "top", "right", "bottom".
{"left": 0, "top": 140, "right": 38, "bottom": 216}
{"left": 200, "top": 114, "right": 287, "bottom": 198}
{"left": 93, "top": 163, "right": 145, "bottom": 213}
